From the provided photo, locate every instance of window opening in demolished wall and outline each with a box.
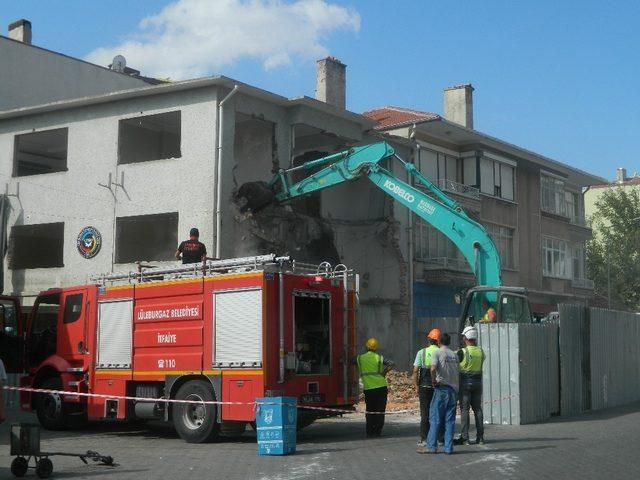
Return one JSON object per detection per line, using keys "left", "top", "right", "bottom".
{"left": 13, "top": 128, "right": 68, "bottom": 177}
{"left": 118, "top": 111, "right": 181, "bottom": 164}
{"left": 9, "top": 222, "right": 64, "bottom": 269}
{"left": 291, "top": 123, "right": 351, "bottom": 216}
{"left": 293, "top": 293, "right": 331, "bottom": 374}
{"left": 115, "top": 212, "right": 178, "bottom": 263}
{"left": 233, "top": 113, "right": 276, "bottom": 186}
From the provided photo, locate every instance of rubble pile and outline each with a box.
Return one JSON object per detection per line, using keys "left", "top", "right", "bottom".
{"left": 356, "top": 370, "right": 419, "bottom": 412}
{"left": 386, "top": 370, "right": 416, "bottom": 404}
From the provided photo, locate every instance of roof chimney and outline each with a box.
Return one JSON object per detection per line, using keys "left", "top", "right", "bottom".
{"left": 616, "top": 167, "right": 627, "bottom": 183}
{"left": 444, "top": 84, "right": 474, "bottom": 129}
{"left": 8, "top": 19, "right": 32, "bottom": 45}
{"left": 316, "top": 57, "right": 346, "bottom": 109}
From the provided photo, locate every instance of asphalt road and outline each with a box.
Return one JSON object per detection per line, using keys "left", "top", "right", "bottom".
{"left": 2, "top": 402, "right": 640, "bottom": 480}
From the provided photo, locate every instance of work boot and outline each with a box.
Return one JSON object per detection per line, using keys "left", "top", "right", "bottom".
{"left": 476, "top": 437, "right": 485, "bottom": 445}
{"left": 416, "top": 446, "right": 437, "bottom": 454}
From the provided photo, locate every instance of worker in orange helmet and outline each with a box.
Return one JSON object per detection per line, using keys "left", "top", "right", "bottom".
{"left": 413, "top": 328, "right": 443, "bottom": 447}
{"left": 357, "top": 338, "right": 394, "bottom": 437}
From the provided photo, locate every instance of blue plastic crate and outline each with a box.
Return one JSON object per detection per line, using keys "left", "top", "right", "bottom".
{"left": 256, "top": 397, "right": 297, "bottom": 456}
{"left": 255, "top": 397, "right": 297, "bottom": 428}
{"left": 257, "top": 439, "right": 296, "bottom": 456}
{"left": 256, "top": 426, "right": 296, "bottom": 442}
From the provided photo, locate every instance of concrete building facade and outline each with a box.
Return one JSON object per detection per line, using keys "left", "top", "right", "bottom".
{"left": 0, "top": 20, "right": 156, "bottom": 111}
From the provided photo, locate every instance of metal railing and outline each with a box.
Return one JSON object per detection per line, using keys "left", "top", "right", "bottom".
{"left": 91, "top": 254, "right": 355, "bottom": 286}
{"left": 419, "top": 256, "right": 471, "bottom": 272}
{"left": 436, "top": 179, "right": 480, "bottom": 199}
{"left": 571, "top": 277, "right": 594, "bottom": 289}
{"left": 570, "top": 215, "right": 588, "bottom": 227}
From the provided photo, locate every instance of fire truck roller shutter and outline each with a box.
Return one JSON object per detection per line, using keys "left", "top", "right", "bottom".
{"left": 213, "top": 289, "right": 262, "bottom": 367}
{"left": 97, "top": 300, "right": 133, "bottom": 369}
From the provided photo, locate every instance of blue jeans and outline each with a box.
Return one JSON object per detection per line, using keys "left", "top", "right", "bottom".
{"left": 427, "top": 385, "right": 458, "bottom": 452}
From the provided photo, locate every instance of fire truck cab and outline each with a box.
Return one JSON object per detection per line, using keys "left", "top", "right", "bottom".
{"left": 18, "top": 255, "right": 359, "bottom": 443}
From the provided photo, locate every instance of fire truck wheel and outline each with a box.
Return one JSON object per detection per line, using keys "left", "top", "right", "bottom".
{"left": 11, "top": 457, "right": 29, "bottom": 477}
{"left": 36, "top": 378, "right": 68, "bottom": 431}
{"left": 173, "top": 380, "right": 219, "bottom": 443}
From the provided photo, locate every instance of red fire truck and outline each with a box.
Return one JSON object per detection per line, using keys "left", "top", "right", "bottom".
{"left": 13, "top": 255, "right": 359, "bottom": 443}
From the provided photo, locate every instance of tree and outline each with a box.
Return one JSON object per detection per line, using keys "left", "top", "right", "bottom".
{"left": 586, "top": 187, "right": 640, "bottom": 311}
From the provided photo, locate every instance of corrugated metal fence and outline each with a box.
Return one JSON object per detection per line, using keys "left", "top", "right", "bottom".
{"left": 479, "top": 322, "right": 558, "bottom": 425}
{"left": 590, "top": 308, "right": 640, "bottom": 410}
{"left": 478, "top": 305, "right": 640, "bottom": 425}
{"left": 558, "top": 304, "right": 590, "bottom": 416}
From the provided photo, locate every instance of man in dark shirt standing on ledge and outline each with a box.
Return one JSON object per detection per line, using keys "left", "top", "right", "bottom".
{"left": 176, "top": 228, "right": 207, "bottom": 264}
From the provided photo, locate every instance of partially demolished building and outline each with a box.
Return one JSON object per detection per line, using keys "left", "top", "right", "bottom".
{"left": 0, "top": 23, "right": 604, "bottom": 366}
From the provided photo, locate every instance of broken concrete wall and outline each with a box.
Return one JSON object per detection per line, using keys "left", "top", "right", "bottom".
{"left": 319, "top": 138, "right": 414, "bottom": 368}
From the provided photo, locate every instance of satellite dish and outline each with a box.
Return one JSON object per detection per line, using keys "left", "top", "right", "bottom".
{"left": 112, "top": 55, "right": 127, "bottom": 73}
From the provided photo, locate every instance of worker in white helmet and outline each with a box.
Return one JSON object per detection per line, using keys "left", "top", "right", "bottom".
{"left": 455, "top": 326, "right": 485, "bottom": 445}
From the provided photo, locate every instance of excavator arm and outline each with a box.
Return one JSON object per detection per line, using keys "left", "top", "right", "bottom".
{"left": 269, "top": 141, "right": 502, "bottom": 287}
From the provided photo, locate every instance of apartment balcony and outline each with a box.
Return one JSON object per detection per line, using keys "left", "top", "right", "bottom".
{"left": 571, "top": 277, "right": 595, "bottom": 290}
{"left": 569, "top": 215, "right": 590, "bottom": 229}
{"left": 416, "top": 256, "right": 474, "bottom": 286}
{"left": 421, "top": 256, "right": 471, "bottom": 272}
{"left": 436, "top": 179, "right": 480, "bottom": 200}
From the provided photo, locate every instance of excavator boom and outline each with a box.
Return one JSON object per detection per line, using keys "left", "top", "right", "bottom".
{"left": 269, "top": 141, "right": 502, "bottom": 288}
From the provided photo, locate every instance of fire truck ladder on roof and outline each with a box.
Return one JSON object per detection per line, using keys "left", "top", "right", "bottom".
{"left": 90, "top": 254, "right": 356, "bottom": 286}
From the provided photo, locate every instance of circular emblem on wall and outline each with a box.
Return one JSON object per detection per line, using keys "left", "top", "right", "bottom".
{"left": 77, "top": 226, "right": 102, "bottom": 259}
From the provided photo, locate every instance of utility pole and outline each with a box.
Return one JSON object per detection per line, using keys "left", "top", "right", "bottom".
{"left": 607, "top": 248, "right": 611, "bottom": 309}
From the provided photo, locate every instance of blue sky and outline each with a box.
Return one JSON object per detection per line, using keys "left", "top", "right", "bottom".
{"left": 2, "top": 0, "right": 639, "bottom": 180}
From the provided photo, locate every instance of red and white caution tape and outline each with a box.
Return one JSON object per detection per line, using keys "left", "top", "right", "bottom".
{"left": 2, "top": 385, "right": 518, "bottom": 416}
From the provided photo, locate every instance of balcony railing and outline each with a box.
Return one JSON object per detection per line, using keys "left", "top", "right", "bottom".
{"left": 570, "top": 215, "right": 588, "bottom": 227}
{"left": 436, "top": 179, "right": 480, "bottom": 199}
{"left": 419, "top": 256, "right": 471, "bottom": 272}
{"left": 571, "top": 278, "right": 595, "bottom": 289}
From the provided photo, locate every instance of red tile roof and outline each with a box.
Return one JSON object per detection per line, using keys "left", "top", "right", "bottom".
{"left": 362, "top": 106, "right": 440, "bottom": 130}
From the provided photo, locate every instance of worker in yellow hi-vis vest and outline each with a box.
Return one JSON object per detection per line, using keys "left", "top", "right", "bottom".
{"left": 357, "top": 338, "right": 394, "bottom": 437}
{"left": 455, "top": 326, "right": 486, "bottom": 445}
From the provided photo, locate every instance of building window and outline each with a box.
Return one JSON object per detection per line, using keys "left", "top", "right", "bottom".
{"left": 414, "top": 219, "right": 470, "bottom": 271}
{"left": 480, "top": 157, "right": 514, "bottom": 201}
{"left": 115, "top": 212, "right": 178, "bottom": 263}
{"left": 541, "top": 174, "right": 567, "bottom": 216}
{"left": 419, "top": 149, "right": 459, "bottom": 182}
{"left": 14, "top": 128, "right": 68, "bottom": 177}
{"left": 572, "top": 243, "right": 586, "bottom": 280}
{"left": 118, "top": 111, "right": 181, "bottom": 164}
{"left": 486, "top": 223, "right": 516, "bottom": 270}
{"left": 9, "top": 222, "right": 64, "bottom": 269}
{"left": 565, "top": 191, "right": 585, "bottom": 224}
{"left": 542, "top": 236, "right": 569, "bottom": 278}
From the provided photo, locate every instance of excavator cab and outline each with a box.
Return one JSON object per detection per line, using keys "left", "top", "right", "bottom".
{"left": 460, "top": 286, "right": 532, "bottom": 330}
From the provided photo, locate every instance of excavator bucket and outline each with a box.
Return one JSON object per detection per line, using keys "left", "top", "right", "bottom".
{"left": 235, "top": 181, "right": 275, "bottom": 213}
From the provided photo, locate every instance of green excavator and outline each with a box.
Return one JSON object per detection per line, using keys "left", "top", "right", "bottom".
{"left": 239, "top": 141, "right": 532, "bottom": 330}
